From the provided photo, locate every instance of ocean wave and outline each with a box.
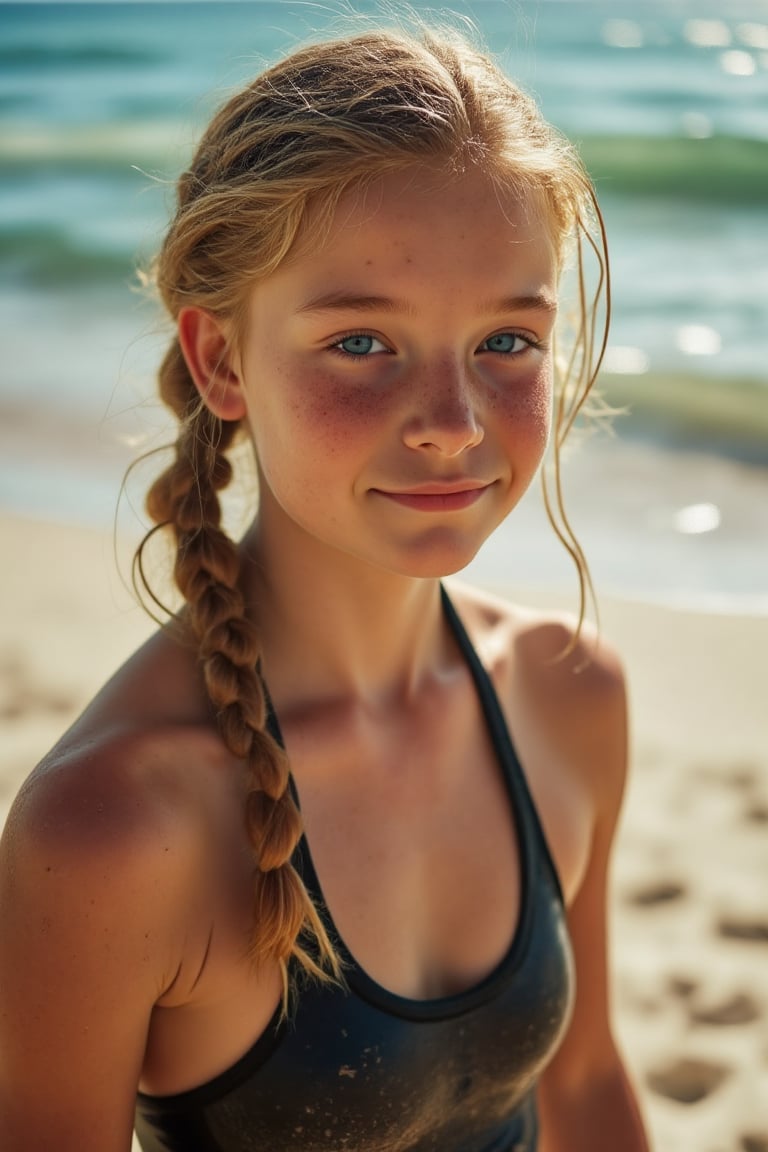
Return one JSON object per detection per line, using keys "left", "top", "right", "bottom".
{"left": 0, "top": 43, "right": 168, "bottom": 69}
{"left": 0, "top": 120, "right": 189, "bottom": 179}
{"left": 580, "top": 134, "right": 768, "bottom": 205}
{"left": 1, "top": 121, "right": 764, "bottom": 204}
{"left": 600, "top": 371, "right": 768, "bottom": 464}
{"left": 0, "top": 224, "right": 140, "bottom": 288}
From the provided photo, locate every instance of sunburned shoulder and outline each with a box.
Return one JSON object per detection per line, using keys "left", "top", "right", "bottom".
{"left": 2, "top": 722, "right": 239, "bottom": 922}
{"left": 0, "top": 723, "right": 242, "bottom": 1050}
{"left": 444, "top": 577, "right": 625, "bottom": 692}
{"left": 444, "top": 578, "right": 629, "bottom": 814}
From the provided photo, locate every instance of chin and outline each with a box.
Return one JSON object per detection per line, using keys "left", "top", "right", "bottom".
{"left": 377, "top": 534, "right": 489, "bottom": 580}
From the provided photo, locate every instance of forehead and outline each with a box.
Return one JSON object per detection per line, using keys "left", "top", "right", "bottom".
{"left": 283, "top": 164, "right": 558, "bottom": 297}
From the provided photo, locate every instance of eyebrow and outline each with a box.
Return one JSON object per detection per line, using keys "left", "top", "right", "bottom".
{"left": 295, "top": 291, "right": 558, "bottom": 317}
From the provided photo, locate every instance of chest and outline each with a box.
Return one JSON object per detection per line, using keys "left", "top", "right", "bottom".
{"left": 140, "top": 651, "right": 586, "bottom": 1103}
{"left": 280, "top": 675, "right": 524, "bottom": 1000}
{"left": 136, "top": 756, "right": 574, "bottom": 1151}
{"left": 138, "top": 934, "right": 568, "bottom": 1151}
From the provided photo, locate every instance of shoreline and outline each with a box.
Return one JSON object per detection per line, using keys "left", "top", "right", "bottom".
{"left": 600, "top": 372, "right": 768, "bottom": 468}
{"left": 1, "top": 512, "right": 767, "bottom": 1150}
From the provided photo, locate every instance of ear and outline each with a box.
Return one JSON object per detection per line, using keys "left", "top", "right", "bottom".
{"left": 177, "top": 306, "right": 247, "bottom": 422}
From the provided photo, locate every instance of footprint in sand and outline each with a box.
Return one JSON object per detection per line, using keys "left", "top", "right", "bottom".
{"left": 717, "top": 916, "right": 768, "bottom": 944}
{"left": 667, "top": 974, "right": 699, "bottom": 1000}
{"left": 0, "top": 653, "right": 75, "bottom": 720}
{"left": 624, "top": 880, "right": 687, "bottom": 908}
{"left": 689, "top": 991, "right": 762, "bottom": 1027}
{"left": 741, "top": 1136, "right": 768, "bottom": 1152}
{"left": 694, "top": 762, "right": 759, "bottom": 792}
{"left": 646, "top": 1056, "right": 730, "bottom": 1104}
{"left": 728, "top": 765, "right": 760, "bottom": 792}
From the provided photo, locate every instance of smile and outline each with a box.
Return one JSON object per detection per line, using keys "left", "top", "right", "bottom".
{"left": 373, "top": 483, "right": 493, "bottom": 512}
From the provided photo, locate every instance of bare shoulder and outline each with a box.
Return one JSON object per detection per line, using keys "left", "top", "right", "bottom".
{"left": 0, "top": 612, "right": 245, "bottom": 969}
{"left": 9, "top": 717, "right": 223, "bottom": 849}
{"left": 445, "top": 578, "right": 629, "bottom": 824}
{"left": 444, "top": 577, "right": 625, "bottom": 685}
{"left": 0, "top": 721, "right": 232, "bottom": 1149}
{"left": 0, "top": 716, "right": 242, "bottom": 1005}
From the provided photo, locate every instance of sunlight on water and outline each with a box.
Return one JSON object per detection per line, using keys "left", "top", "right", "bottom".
{"left": 674, "top": 503, "right": 722, "bottom": 536}
{"left": 720, "top": 50, "right": 757, "bottom": 76}
{"left": 675, "top": 325, "right": 722, "bottom": 357}
{"left": 603, "top": 346, "right": 650, "bottom": 375}
{"left": 601, "top": 20, "right": 644, "bottom": 49}
{"left": 737, "top": 23, "right": 768, "bottom": 50}
{"left": 684, "top": 19, "right": 732, "bottom": 48}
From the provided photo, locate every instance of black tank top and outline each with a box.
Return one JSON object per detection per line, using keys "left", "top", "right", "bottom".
{"left": 135, "top": 589, "right": 574, "bottom": 1152}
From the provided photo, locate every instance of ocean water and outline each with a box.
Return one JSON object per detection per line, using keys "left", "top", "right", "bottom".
{"left": 1, "top": 0, "right": 767, "bottom": 609}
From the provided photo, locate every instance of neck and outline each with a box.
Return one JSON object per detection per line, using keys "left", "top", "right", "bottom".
{"left": 239, "top": 515, "right": 451, "bottom": 711}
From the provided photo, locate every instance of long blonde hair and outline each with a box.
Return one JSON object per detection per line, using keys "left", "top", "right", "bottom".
{"left": 134, "top": 24, "right": 609, "bottom": 996}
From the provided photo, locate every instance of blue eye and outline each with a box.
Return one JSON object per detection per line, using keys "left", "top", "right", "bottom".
{"left": 482, "top": 332, "right": 527, "bottom": 354}
{"left": 335, "top": 333, "right": 387, "bottom": 356}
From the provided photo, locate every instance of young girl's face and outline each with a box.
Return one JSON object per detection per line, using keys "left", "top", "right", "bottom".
{"left": 232, "top": 164, "right": 559, "bottom": 578}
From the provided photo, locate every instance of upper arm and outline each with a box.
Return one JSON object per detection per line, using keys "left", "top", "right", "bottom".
{"left": 534, "top": 632, "right": 640, "bottom": 1121}
{"left": 550, "top": 631, "right": 626, "bottom": 1069}
{"left": 0, "top": 750, "right": 191, "bottom": 1152}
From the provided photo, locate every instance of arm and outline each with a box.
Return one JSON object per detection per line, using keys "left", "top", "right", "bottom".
{"left": 536, "top": 643, "right": 650, "bottom": 1152}
{"left": 0, "top": 745, "right": 190, "bottom": 1152}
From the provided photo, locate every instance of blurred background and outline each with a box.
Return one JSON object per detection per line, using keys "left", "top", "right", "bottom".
{"left": 1, "top": 0, "right": 767, "bottom": 609}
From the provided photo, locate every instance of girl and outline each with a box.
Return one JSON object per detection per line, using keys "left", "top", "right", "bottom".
{"left": 0, "top": 23, "right": 650, "bottom": 1152}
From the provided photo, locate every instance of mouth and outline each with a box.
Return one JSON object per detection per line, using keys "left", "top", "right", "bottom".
{"left": 372, "top": 481, "right": 493, "bottom": 512}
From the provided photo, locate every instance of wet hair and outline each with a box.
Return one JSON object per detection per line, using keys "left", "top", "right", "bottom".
{"left": 134, "top": 23, "right": 609, "bottom": 996}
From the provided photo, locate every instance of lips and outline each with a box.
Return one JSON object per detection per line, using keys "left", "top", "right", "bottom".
{"left": 372, "top": 481, "right": 492, "bottom": 512}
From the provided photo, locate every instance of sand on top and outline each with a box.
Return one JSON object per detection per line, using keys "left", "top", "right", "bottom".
{"left": 1, "top": 511, "right": 767, "bottom": 1151}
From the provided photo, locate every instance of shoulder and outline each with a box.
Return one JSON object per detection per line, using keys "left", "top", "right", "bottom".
{"left": 1, "top": 722, "right": 239, "bottom": 1000}
{"left": 457, "top": 578, "right": 627, "bottom": 784}
{"left": 445, "top": 579, "right": 629, "bottom": 889}
{"left": 444, "top": 577, "right": 626, "bottom": 703}
{"left": 0, "top": 722, "right": 242, "bottom": 1149}
{"left": 9, "top": 720, "right": 229, "bottom": 854}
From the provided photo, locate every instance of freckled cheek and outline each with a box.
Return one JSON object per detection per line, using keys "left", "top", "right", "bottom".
{"left": 489, "top": 366, "right": 553, "bottom": 451}
{"left": 285, "top": 375, "right": 391, "bottom": 448}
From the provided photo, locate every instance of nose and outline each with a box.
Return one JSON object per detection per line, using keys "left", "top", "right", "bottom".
{"left": 401, "top": 357, "right": 484, "bottom": 457}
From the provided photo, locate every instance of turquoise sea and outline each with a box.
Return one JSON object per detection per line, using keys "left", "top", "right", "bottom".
{"left": 1, "top": 0, "right": 767, "bottom": 608}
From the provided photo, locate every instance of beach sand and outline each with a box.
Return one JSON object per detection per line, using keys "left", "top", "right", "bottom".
{"left": 1, "top": 511, "right": 766, "bottom": 1151}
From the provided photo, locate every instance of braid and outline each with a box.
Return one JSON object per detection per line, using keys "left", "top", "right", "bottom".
{"left": 137, "top": 339, "right": 341, "bottom": 1001}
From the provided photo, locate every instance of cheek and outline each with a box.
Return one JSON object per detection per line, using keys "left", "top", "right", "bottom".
{"left": 491, "top": 363, "right": 553, "bottom": 450}
{"left": 247, "top": 350, "right": 386, "bottom": 455}
{"left": 285, "top": 372, "right": 391, "bottom": 451}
